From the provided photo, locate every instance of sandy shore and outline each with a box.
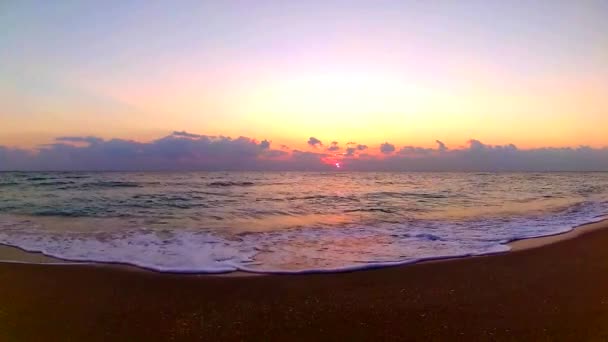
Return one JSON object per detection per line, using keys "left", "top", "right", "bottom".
{"left": 1, "top": 220, "right": 608, "bottom": 340}
{"left": 508, "top": 219, "right": 608, "bottom": 251}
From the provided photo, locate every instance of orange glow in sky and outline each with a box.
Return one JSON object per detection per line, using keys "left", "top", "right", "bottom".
{"left": 1, "top": 2, "right": 607, "bottom": 151}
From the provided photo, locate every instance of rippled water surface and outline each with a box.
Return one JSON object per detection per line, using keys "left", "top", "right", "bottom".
{"left": 1, "top": 172, "right": 607, "bottom": 273}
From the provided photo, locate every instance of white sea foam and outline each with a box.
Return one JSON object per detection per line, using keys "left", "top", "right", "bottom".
{"left": 0, "top": 200, "right": 606, "bottom": 274}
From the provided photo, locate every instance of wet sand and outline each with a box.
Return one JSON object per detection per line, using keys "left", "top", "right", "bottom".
{"left": 1, "top": 220, "right": 608, "bottom": 341}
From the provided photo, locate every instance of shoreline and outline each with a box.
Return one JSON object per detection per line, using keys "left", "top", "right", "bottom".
{"left": 0, "top": 217, "right": 606, "bottom": 276}
{"left": 508, "top": 217, "right": 608, "bottom": 251}
{"left": 3, "top": 217, "right": 608, "bottom": 339}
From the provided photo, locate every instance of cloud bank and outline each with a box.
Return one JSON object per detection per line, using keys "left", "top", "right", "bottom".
{"left": 1, "top": 131, "right": 607, "bottom": 171}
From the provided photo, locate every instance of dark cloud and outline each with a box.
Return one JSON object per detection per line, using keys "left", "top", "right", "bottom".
{"left": 287, "top": 150, "right": 331, "bottom": 171}
{"left": 380, "top": 142, "right": 396, "bottom": 154}
{"left": 468, "top": 139, "right": 486, "bottom": 151}
{"left": 263, "top": 149, "right": 288, "bottom": 158}
{"left": 397, "top": 146, "right": 434, "bottom": 156}
{"left": 307, "top": 137, "right": 322, "bottom": 148}
{"left": 345, "top": 144, "right": 368, "bottom": 157}
{"left": 0, "top": 132, "right": 290, "bottom": 171}
{"left": 436, "top": 140, "right": 447, "bottom": 152}
{"left": 352, "top": 141, "right": 608, "bottom": 171}
{"left": 327, "top": 141, "right": 340, "bottom": 151}
{"left": 1, "top": 134, "right": 607, "bottom": 171}
{"left": 259, "top": 140, "right": 271, "bottom": 149}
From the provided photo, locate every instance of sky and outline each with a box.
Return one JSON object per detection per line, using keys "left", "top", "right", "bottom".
{"left": 1, "top": 1, "right": 607, "bottom": 171}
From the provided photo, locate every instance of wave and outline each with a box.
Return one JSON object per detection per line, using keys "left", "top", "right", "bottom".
{"left": 19, "top": 180, "right": 143, "bottom": 190}
{"left": 207, "top": 181, "right": 255, "bottom": 187}
{"left": 32, "top": 209, "right": 94, "bottom": 217}
{"left": 35, "top": 181, "right": 75, "bottom": 187}
{"left": 62, "top": 175, "right": 90, "bottom": 179}
{"left": 365, "top": 191, "right": 450, "bottom": 199}
{"left": 0, "top": 200, "right": 605, "bottom": 274}
{"left": 26, "top": 177, "right": 51, "bottom": 181}
{"left": 81, "top": 181, "right": 141, "bottom": 188}
{"left": 345, "top": 208, "right": 396, "bottom": 213}
{"left": 285, "top": 195, "right": 358, "bottom": 202}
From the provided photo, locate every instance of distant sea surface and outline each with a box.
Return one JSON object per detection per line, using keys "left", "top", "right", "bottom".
{"left": 0, "top": 172, "right": 607, "bottom": 274}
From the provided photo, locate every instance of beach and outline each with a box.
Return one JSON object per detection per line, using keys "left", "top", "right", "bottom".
{"left": 3, "top": 0, "right": 608, "bottom": 339}
{"left": 1, "top": 219, "right": 607, "bottom": 341}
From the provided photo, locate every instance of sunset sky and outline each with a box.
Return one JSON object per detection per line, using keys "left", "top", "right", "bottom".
{"left": 1, "top": 1, "right": 607, "bottom": 171}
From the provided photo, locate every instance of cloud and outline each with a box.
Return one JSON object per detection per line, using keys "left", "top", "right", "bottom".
{"left": 1, "top": 133, "right": 607, "bottom": 171}
{"left": 55, "top": 136, "right": 104, "bottom": 145}
{"left": 259, "top": 139, "right": 271, "bottom": 149}
{"left": 397, "top": 146, "right": 434, "bottom": 156}
{"left": 361, "top": 141, "right": 608, "bottom": 171}
{"left": 345, "top": 144, "right": 368, "bottom": 156}
{"left": 287, "top": 150, "right": 331, "bottom": 171}
{"left": 170, "top": 131, "right": 203, "bottom": 139}
{"left": 345, "top": 147, "right": 357, "bottom": 157}
{"left": 0, "top": 132, "right": 292, "bottom": 171}
{"left": 307, "top": 137, "right": 322, "bottom": 148}
{"left": 468, "top": 139, "right": 487, "bottom": 151}
{"left": 436, "top": 140, "right": 447, "bottom": 152}
{"left": 327, "top": 141, "right": 340, "bottom": 151}
{"left": 262, "top": 149, "right": 288, "bottom": 158}
{"left": 380, "top": 142, "right": 396, "bottom": 154}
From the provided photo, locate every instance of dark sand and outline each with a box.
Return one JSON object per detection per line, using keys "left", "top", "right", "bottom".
{"left": 1, "top": 221, "right": 608, "bottom": 341}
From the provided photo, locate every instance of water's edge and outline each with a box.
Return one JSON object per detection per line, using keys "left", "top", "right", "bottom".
{"left": 1, "top": 217, "right": 606, "bottom": 276}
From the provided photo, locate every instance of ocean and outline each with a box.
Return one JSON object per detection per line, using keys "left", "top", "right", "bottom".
{"left": 0, "top": 171, "right": 607, "bottom": 274}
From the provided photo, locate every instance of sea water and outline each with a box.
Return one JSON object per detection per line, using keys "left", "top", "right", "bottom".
{"left": 0, "top": 172, "right": 607, "bottom": 273}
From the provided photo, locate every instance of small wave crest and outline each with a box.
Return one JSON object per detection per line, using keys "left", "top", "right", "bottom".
{"left": 207, "top": 181, "right": 255, "bottom": 187}
{"left": 26, "top": 177, "right": 50, "bottom": 181}
{"left": 366, "top": 191, "right": 451, "bottom": 199}
{"left": 81, "top": 181, "right": 142, "bottom": 189}
{"left": 37, "top": 181, "right": 76, "bottom": 187}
